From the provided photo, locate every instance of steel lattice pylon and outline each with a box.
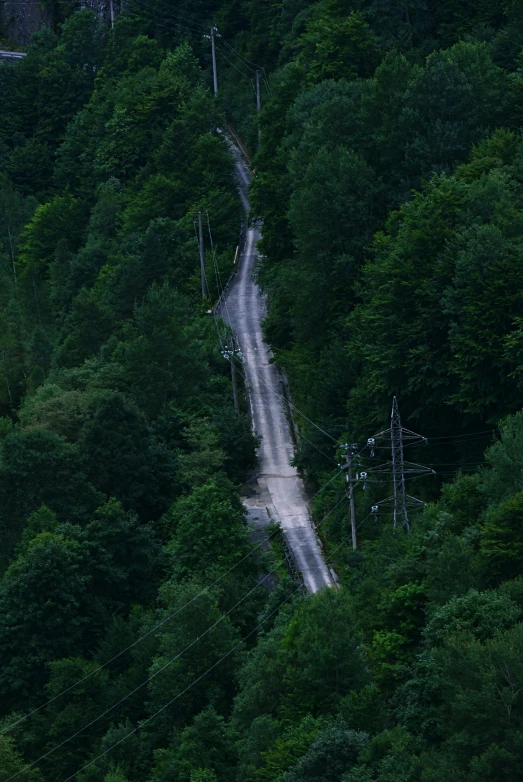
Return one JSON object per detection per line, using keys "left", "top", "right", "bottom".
{"left": 362, "top": 397, "right": 434, "bottom": 532}
{"left": 391, "top": 397, "right": 410, "bottom": 531}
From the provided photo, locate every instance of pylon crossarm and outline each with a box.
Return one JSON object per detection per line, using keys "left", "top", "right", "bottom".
{"left": 371, "top": 495, "right": 396, "bottom": 508}
{"left": 402, "top": 461, "right": 437, "bottom": 474}
{"left": 364, "top": 461, "right": 393, "bottom": 474}
{"left": 371, "top": 496, "right": 426, "bottom": 509}
{"left": 401, "top": 427, "right": 426, "bottom": 440}
{"left": 370, "top": 428, "right": 392, "bottom": 440}
{"left": 404, "top": 494, "right": 427, "bottom": 504}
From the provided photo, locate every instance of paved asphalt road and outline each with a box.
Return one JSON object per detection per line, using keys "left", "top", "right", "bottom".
{"left": 219, "top": 142, "right": 335, "bottom": 593}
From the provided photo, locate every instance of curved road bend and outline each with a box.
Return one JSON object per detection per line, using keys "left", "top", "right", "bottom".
{"left": 219, "top": 143, "right": 335, "bottom": 594}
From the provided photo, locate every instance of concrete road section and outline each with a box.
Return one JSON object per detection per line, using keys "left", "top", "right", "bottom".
{"left": 219, "top": 142, "right": 335, "bottom": 593}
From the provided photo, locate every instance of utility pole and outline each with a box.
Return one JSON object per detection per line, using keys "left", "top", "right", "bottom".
{"left": 32, "top": 277, "right": 41, "bottom": 326}
{"left": 6, "top": 223, "right": 17, "bottom": 288}
{"left": 109, "top": 0, "right": 114, "bottom": 29}
{"left": 230, "top": 335, "right": 239, "bottom": 413}
{"left": 210, "top": 26, "right": 218, "bottom": 95}
{"left": 342, "top": 443, "right": 358, "bottom": 550}
{"left": 198, "top": 211, "right": 206, "bottom": 299}
{"left": 222, "top": 337, "right": 240, "bottom": 412}
{"left": 255, "top": 69, "right": 261, "bottom": 142}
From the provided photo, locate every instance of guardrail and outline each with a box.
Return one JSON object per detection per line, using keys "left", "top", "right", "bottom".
{"left": 213, "top": 127, "right": 251, "bottom": 317}
{"left": 281, "top": 529, "right": 306, "bottom": 590}
{"left": 0, "top": 50, "right": 26, "bottom": 60}
{"left": 224, "top": 122, "right": 251, "bottom": 165}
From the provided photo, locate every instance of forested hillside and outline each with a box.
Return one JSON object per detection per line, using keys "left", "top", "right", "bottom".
{"left": 2, "top": 1, "right": 523, "bottom": 780}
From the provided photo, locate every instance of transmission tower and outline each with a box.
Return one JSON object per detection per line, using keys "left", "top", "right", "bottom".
{"left": 339, "top": 398, "right": 434, "bottom": 538}
{"left": 365, "top": 397, "right": 434, "bottom": 532}
{"left": 391, "top": 396, "right": 409, "bottom": 530}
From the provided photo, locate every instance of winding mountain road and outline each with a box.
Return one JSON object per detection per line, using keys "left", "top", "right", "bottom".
{"left": 219, "top": 140, "right": 335, "bottom": 594}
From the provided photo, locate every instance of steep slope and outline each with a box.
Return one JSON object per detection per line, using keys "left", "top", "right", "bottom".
{"left": 220, "top": 141, "right": 335, "bottom": 593}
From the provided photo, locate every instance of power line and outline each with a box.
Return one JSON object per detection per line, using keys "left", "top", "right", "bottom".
{"left": 57, "top": 516, "right": 358, "bottom": 782}
{"left": 124, "top": 0, "right": 270, "bottom": 103}
{"left": 216, "top": 46, "right": 255, "bottom": 85}
{"left": 219, "top": 41, "right": 271, "bottom": 96}
{"left": 261, "top": 69, "right": 272, "bottom": 96}
{"left": 7, "top": 493, "right": 347, "bottom": 782}
{"left": 206, "top": 212, "right": 225, "bottom": 301}
{"left": 424, "top": 429, "right": 498, "bottom": 441}
{"left": 341, "top": 398, "right": 434, "bottom": 533}
{"left": 127, "top": 0, "right": 207, "bottom": 32}
{"left": 217, "top": 330, "right": 341, "bottom": 454}
{"left": 400, "top": 431, "right": 497, "bottom": 448}
{"left": 125, "top": 4, "right": 205, "bottom": 39}
{"left": 210, "top": 141, "right": 340, "bottom": 448}
{"left": 223, "top": 346, "right": 340, "bottom": 462}
{"left": 298, "top": 430, "right": 339, "bottom": 465}
{"left": 0, "top": 461, "right": 342, "bottom": 737}
{"left": 58, "top": 584, "right": 304, "bottom": 782}
{"left": 212, "top": 278, "right": 339, "bottom": 445}
{"left": 220, "top": 37, "right": 268, "bottom": 76}
{"left": 5, "top": 555, "right": 296, "bottom": 781}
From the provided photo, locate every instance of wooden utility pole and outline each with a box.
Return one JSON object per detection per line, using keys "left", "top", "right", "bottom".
{"left": 343, "top": 444, "right": 358, "bottom": 550}
{"left": 198, "top": 211, "right": 206, "bottom": 299}
{"left": 6, "top": 223, "right": 17, "bottom": 287}
{"left": 255, "top": 69, "right": 261, "bottom": 142}
{"left": 230, "top": 336, "right": 239, "bottom": 412}
{"left": 211, "top": 26, "right": 218, "bottom": 94}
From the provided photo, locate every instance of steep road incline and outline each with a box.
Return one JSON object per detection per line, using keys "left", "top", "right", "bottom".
{"left": 219, "top": 141, "right": 335, "bottom": 593}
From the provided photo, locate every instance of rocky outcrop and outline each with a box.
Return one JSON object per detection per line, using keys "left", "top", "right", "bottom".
{"left": 0, "top": 0, "right": 115, "bottom": 46}
{"left": 1, "top": 0, "right": 51, "bottom": 46}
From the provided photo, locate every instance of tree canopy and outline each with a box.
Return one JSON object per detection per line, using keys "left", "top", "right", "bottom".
{"left": 2, "top": 1, "right": 523, "bottom": 780}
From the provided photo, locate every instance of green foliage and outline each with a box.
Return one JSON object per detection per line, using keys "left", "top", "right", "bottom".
{"left": 479, "top": 410, "right": 523, "bottom": 504}
{"left": 165, "top": 477, "right": 252, "bottom": 581}
{"left": 423, "top": 589, "right": 521, "bottom": 646}
{"left": 145, "top": 582, "right": 241, "bottom": 742}
{"left": 480, "top": 493, "right": 523, "bottom": 582}
{"left": 79, "top": 391, "right": 175, "bottom": 518}
{"left": 298, "top": 9, "right": 381, "bottom": 83}
{"left": 347, "top": 133, "right": 523, "bottom": 433}
{"left": 283, "top": 723, "right": 368, "bottom": 781}
{"left": 0, "top": 735, "right": 43, "bottom": 782}
{"left": 17, "top": 504, "right": 58, "bottom": 553}
{"left": 0, "top": 428, "right": 100, "bottom": 565}
{"left": 0, "top": 12, "right": 257, "bottom": 781}
{"left": 254, "top": 715, "right": 323, "bottom": 781}
{"left": 150, "top": 707, "right": 235, "bottom": 782}
{"left": 19, "top": 194, "right": 86, "bottom": 279}
{"left": 104, "top": 771, "right": 129, "bottom": 782}
{"left": 280, "top": 588, "right": 369, "bottom": 717}
{"left": 0, "top": 532, "right": 93, "bottom": 707}
{"left": 113, "top": 283, "right": 211, "bottom": 417}
{"left": 5, "top": 139, "right": 53, "bottom": 200}
{"left": 190, "top": 772, "right": 217, "bottom": 782}
{"left": 2, "top": 3, "right": 523, "bottom": 780}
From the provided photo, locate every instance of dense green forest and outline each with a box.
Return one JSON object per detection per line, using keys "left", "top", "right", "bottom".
{"left": 2, "top": 1, "right": 523, "bottom": 780}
